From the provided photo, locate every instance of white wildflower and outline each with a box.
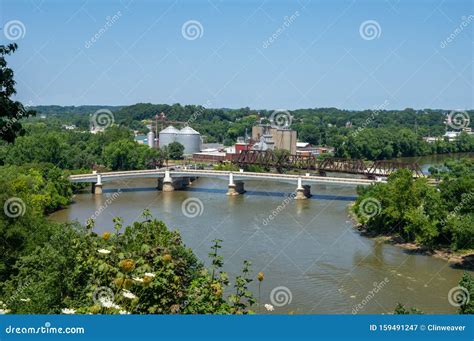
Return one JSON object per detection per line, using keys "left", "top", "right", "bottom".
{"left": 133, "top": 277, "right": 144, "bottom": 283}
{"left": 119, "top": 310, "right": 130, "bottom": 315}
{"left": 144, "top": 272, "right": 156, "bottom": 278}
{"left": 99, "top": 297, "right": 120, "bottom": 309}
{"left": 20, "top": 298, "right": 30, "bottom": 302}
{"left": 0, "top": 309, "right": 10, "bottom": 314}
{"left": 61, "top": 308, "right": 76, "bottom": 314}
{"left": 122, "top": 290, "right": 137, "bottom": 299}
{"left": 97, "top": 249, "right": 111, "bottom": 254}
{"left": 264, "top": 304, "right": 274, "bottom": 311}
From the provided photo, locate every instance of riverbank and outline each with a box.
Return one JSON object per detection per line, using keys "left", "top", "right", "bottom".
{"left": 348, "top": 203, "right": 474, "bottom": 270}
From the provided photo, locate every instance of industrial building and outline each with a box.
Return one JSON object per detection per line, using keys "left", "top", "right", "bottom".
{"left": 296, "top": 142, "right": 334, "bottom": 156}
{"left": 251, "top": 124, "right": 297, "bottom": 154}
{"left": 158, "top": 125, "right": 202, "bottom": 155}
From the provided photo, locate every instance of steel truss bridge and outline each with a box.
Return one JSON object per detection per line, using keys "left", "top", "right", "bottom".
{"left": 230, "top": 150, "right": 424, "bottom": 177}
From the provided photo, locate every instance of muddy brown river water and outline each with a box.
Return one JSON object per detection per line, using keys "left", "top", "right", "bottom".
{"left": 50, "top": 153, "right": 473, "bottom": 314}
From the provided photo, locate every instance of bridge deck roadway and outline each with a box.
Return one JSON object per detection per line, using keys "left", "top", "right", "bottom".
{"left": 69, "top": 169, "right": 383, "bottom": 186}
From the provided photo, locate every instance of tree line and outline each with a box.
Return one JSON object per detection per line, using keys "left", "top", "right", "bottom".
{"left": 32, "top": 103, "right": 474, "bottom": 160}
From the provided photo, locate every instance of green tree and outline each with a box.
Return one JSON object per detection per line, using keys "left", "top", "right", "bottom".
{"left": 103, "top": 139, "right": 152, "bottom": 170}
{"left": 0, "top": 44, "right": 35, "bottom": 142}
{"left": 166, "top": 142, "right": 185, "bottom": 160}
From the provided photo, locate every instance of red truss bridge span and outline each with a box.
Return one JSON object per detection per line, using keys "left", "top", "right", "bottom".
{"left": 230, "top": 150, "right": 424, "bottom": 178}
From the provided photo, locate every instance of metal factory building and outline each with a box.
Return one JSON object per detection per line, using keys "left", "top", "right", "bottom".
{"left": 251, "top": 124, "right": 297, "bottom": 154}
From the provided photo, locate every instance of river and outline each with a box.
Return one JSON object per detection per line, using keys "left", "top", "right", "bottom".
{"left": 50, "top": 153, "right": 473, "bottom": 314}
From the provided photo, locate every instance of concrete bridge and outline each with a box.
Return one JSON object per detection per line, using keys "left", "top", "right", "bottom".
{"left": 69, "top": 169, "right": 383, "bottom": 200}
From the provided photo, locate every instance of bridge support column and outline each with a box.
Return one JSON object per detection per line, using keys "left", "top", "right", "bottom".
{"left": 92, "top": 174, "right": 103, "bottom": 195}
{"left": 227, "top": 172, "right": 245, "bottom": 196}
{"left": 295, "top": 177, "right": 311, "bottom": 199}
{"left": 162, "top": 170, "right": 174, "bottom": 192}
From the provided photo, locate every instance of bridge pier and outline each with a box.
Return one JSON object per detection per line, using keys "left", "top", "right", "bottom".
{"left": 157, "top": 171, "right": 194, "bottom": 191}
{"left": 91, "top": 173, "right": 103, "bottom": 195}
{"left": 162, "top": 170, "right": 174, "bottom": 192}
{"left": 227, "top": 172, "right": 245, "bottom": 196}
{"left": 295, "top": 177, "right": 311, "bottom": 200}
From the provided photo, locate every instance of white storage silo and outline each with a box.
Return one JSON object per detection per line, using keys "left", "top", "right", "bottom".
{"left": 147, "top": 131, "right": 155, "bottom": 148}
{"left": 178, "top": 126, "right": 202, "bottom": 154}
{"left": 158, "top": 125, "right": 179, "bottom": 148}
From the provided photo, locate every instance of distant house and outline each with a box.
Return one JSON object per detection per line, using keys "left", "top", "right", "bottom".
{"left": 296, "top": 142, "right": 311, "bottom": 149}
{"left": 423, "top": 136, "right": 442, "bottom": 143}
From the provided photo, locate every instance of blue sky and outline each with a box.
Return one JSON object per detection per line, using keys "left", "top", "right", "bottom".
{"left": 1, "top": 0, "right": 472, "bottom": 110}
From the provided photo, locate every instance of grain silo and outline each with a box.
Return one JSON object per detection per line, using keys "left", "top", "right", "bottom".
{"left": 178, "top": 126, "right": 202, "bottom": 154}
{"left": 147, "top": 131, "right": 155, "bottom": 148}
{"left": 158, "top": 125, "right": 179, "bottom": 148}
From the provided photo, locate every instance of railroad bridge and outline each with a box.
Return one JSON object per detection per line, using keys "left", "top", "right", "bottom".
{"left": 231, "top": 150, "right": 424, "bottom": 178}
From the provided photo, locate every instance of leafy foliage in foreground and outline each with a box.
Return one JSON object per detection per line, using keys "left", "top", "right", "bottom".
{"left": 0, "top": 164, "right": 73, "bottom": 283}
{"left": 353, "top": 159, "right": 474, "bottom": 250}
{"left": 1, "top": 210, "right": 256, "bottom": 314}
{"left": 458, "top": 272, "right": 474, "bottom": 314}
